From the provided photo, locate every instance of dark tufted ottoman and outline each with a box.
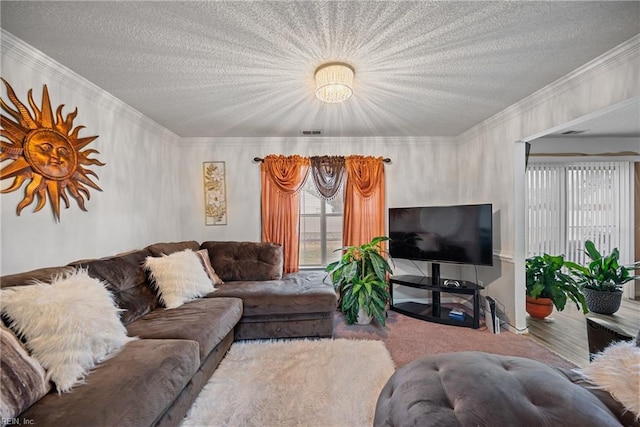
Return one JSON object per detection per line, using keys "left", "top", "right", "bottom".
{"left": 374, "top": 351, "right": 630, "bottom": 426}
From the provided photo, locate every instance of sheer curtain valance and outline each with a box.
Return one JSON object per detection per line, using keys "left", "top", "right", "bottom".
{"left": 309, "top": 156, "right": 346, "bottom": 200}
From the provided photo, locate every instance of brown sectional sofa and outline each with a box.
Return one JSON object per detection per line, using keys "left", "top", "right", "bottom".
{"left": 200, "top": 241, "right": 337, "bottom": 340}
{"left": 0, "top": 240, "right": 337, "bottom": 427}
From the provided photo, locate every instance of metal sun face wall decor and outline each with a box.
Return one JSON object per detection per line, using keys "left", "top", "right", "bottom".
{"left": 203, "top": 161, "right": 227, "bottom": 225}
{"left": 0, "top": 78, "right": 104, "bottom": 222}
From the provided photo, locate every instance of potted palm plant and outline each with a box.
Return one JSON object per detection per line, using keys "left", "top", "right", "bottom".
{"left": 325, "top": 236, "right": 393, "bottom": 325}
{"left": 526, "top": 253, "right": 588, "bottom": 319}
{"left": 565, "top": 240, "right": 639, "bottom": 315}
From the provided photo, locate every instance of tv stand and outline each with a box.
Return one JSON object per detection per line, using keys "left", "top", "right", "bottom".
{"left": 389, "top": 271, "right": 483, "bottom": 329}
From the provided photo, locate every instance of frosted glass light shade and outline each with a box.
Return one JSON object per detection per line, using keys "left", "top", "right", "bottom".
{"left": 314, "top": 63, "right": 354, "bottom": 103}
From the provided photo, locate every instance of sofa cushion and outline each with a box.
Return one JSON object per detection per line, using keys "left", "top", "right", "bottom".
{"left": 0, "top": 325, "right": 50, "bottom": 419}
{"left": 200, "top": 241, "right": 283, "bottom": 281}
{"left": 0, "top": 269, "right": 135, "bottom": 393}
{"left": 145, "top": 241, "right": 200, "bottom": 257}
{"left": 126, "top": 298, "right": 242, "bottom": 360}
{"left": 20, "top": 339, "right": 200, "bottom": 427}
{"left": 70, "top": 249, "right": 158, "bottom": 325}
{"left": 374, "top": 351, "right": 624, "bottom": 427}
{"left": 206, "top": 271, "right": 336, "bottom": 316}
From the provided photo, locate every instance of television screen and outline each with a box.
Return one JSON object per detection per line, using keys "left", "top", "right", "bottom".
{"left": 388, "top": 204, "right": 493, "bottom": 266}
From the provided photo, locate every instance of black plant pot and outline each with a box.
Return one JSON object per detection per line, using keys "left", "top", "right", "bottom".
{"left": 582, "top": 287, "right": 623, "bottom": 315}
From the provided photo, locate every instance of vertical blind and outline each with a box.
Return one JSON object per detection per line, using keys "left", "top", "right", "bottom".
{"left": 526, "top": 161, "right": 633, "bottom": 265}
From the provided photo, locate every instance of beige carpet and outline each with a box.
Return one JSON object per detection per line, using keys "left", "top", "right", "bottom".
{"left": 334, "top": 310, "right": 577, "bottom": 369}
{"left": 181, "top": 339, "right": 395, "bottom": 427}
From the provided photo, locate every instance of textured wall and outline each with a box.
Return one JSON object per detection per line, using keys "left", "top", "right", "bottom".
{"left": 0, "top": 37, "right": 183, "bottom": 275}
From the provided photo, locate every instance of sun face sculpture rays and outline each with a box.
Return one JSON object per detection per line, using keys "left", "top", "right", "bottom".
{"left": 1, "top": 78, "right": 104, "bottom": 221}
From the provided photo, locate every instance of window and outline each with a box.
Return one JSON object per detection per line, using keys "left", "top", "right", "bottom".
{"left": 526, "top": 161, "right": 633, "bottom": 265}
{"left": 299, "top": 178, "right": 344, "bottom": 267}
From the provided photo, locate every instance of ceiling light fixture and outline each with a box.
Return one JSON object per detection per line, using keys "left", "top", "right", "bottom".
{"left": 314, "top": 63, "right": 354, "bottom": 103}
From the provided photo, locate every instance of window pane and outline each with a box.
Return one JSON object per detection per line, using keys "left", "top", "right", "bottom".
{"left": 325, "top": 196, "right": 343, "bottom": 214}
{"left": 299, "top": 177, "right": 344, "bottom": 266}
{"left": 299, "top": 215, "right": 322, "bottom": 265}
{"left": 300, "top": 183, "right": 322, "bottom": 215}
{"left": 326, "top": 215, "right": 343, "bottom": 263}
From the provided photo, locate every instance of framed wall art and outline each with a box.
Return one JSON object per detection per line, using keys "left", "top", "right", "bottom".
{"left": 203, "top": 161, "right": 227, "bottom": 225}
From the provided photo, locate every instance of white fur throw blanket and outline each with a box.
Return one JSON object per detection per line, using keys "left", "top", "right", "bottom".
{"left": 580, "top": 340, "right": 640, "bottom": 420}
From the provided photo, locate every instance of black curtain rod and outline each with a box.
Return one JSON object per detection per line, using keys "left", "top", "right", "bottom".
{"left": 253, "top": 157, "right": 391, "bottom": 163}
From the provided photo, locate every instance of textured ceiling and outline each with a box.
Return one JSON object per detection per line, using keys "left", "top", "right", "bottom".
{"left": 1, "top": 1, "right": 639, "bottom": 138}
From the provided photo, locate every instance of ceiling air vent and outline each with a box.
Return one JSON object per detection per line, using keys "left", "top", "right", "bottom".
{"left": 561, "top": 130, "right": 587, "bottom": 135}
{"left": 300, "top": 129, "right": 323, "bottom": 136}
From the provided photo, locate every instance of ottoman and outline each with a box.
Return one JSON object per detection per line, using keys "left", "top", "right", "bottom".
{"left": 374, "top": 351, "right": 629, "bottom": 426}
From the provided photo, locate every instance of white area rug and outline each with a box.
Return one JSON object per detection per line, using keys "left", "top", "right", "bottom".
{"left": 182, "top": 339, "right": 395, "bottom": 427}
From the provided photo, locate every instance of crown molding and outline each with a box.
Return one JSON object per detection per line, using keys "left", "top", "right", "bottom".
{"left": 459, "top": 34, "right": 640, "bottom": 142}
{"left": 1, "top": 30, "right": 180, "bottom": 144}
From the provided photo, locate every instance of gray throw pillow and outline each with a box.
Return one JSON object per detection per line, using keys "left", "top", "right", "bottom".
{"left": 0, "top": 324, "right": 51, "bottom": 419}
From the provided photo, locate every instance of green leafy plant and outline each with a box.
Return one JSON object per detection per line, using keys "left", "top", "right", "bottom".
{"left": 325, "top": 236, "right": 393, "bottom": 325}
{"left": 526, "top": 253, "right": 588, "bottom": 313}
{"left": 340, "top": 272, "right": 391, "bottom": 326}
{"left": 565, "top": 240, "right": 640, "bottom": 292}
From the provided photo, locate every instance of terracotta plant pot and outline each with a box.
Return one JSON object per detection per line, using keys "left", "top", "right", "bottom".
{"left": 526, "top": 296, "right": 554, "bottom": 319}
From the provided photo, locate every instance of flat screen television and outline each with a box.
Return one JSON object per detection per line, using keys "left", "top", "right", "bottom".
{"left": 388, "top": 204, "right": 493, "bottom": 266}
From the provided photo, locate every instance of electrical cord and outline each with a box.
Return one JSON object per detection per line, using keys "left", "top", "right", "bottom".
{"left": 410, "top": 258, "right": 428, "bottom": 278}
{"left": 476, "top": 268, "right": 530, "bottom": 333}
{"left": 474, "top": 264, "right": 479, "bottom": 287}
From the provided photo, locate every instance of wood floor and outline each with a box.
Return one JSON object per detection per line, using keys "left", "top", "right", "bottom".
{"left": 526, "top": 297, "right": 640, "bottom": 368}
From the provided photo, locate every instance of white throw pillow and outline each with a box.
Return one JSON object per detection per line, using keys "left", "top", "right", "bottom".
{"left": 580, "top": 340, "right": 640, "bottom": 419}
{"left": 0, "top": 269, "right": 134, "bottom": 393}
{"left": 144, "top": 249, "right": 215, "bottom": 309}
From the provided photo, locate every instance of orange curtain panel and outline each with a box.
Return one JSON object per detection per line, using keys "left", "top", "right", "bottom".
{"left": 261, "top": 155, "right": 310, "bottom": 274}
{"left": 343, "top": 155, "right": 386, "bottom": 248}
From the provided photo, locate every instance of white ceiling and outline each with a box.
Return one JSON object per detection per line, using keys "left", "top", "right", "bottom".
{"left": 1, "top": 1, "right": 639, "bottom": 138}
{"left": 545, "top": 101, "right": 640, "bottom": 138}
